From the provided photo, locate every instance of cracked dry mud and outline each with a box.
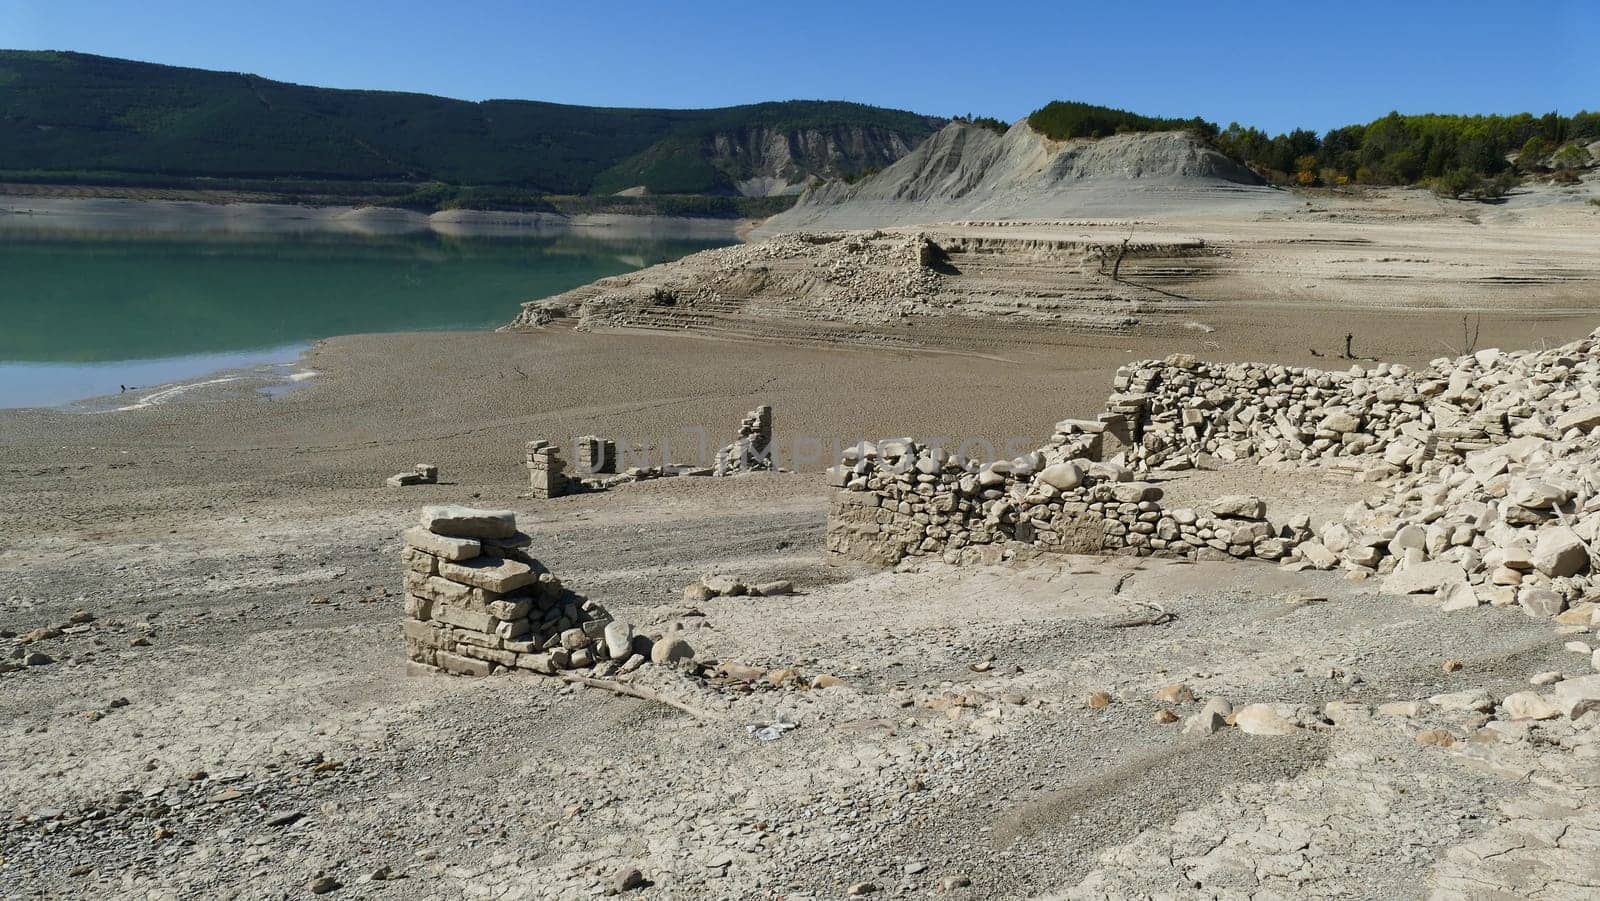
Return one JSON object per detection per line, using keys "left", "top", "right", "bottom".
{"left": 4, "top": 463, "right": 1596, "bottom": 899}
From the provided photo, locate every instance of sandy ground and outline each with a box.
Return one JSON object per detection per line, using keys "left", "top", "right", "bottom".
{"left": 3, "top": 183, "right": 1600, "bottom": 898}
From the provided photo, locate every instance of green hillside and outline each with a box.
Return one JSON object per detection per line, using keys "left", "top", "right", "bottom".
{"left": 0, "top": 50, "right": 942, "bottom": 195}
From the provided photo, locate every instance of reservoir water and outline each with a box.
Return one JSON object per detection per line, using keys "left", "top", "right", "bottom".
{"left": 0, "top": 229, "right": 728, "bottom": 409}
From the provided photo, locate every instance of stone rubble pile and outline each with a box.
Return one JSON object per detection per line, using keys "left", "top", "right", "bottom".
{"left": 507, "top": 230, "right": 946, "bottom": 331}
{"left": 713, "top": 404, "right": 774, "bottom": 475}
{"left": 1105, "top": 333, "right": 1600, "bottom": 482}
{"left": 402, "top": 505, "right": 656, "bottom": 678}
{"left": 682, "top": 573, "right": 794, "bottom": 602}
{"left": 1100, "top": 354, "right": 1435, "bottom": 475}
{"left": 1284, "top": 330, "right": 1600, "bottom": 621}
{"left": 385, "top": 463, "right": 439, "bottom": 489}
{"left": 826, "top": 438, "right": 1304, "bottom": 566}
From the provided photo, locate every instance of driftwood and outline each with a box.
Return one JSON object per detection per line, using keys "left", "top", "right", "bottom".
{"left": 555, "top": 671, "right": 726, "bottom": 721}
{"left": 1103, "top": 601, "right": 1175, "bottom": 628}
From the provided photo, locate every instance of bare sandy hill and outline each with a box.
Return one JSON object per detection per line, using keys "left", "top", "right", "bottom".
{"left": 762, "top": 119, "right": 1287, "bottom": 232}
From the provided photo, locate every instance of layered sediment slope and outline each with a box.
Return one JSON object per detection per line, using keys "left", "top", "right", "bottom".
{"left": 762, "top": 120, "right": 1282, "bottom": 232}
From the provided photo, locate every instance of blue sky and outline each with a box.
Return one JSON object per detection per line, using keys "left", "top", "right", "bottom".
{"left": 3, "top": 0, "right": 1595, "bottom": 133}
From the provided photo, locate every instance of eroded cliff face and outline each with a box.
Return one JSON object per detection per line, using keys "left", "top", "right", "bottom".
{"left": 765, "top": 120, "right": 1279, "bottom": 230}
{"left": 704, "top": 125, "right": 923, "bottom": 196}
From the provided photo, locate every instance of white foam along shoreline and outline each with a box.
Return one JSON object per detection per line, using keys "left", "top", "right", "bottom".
{"left": 0, "top": 345, "right": 317, "bottom": 412}
{"left": 0, "top": 196, "right": 749, "bottom": 240}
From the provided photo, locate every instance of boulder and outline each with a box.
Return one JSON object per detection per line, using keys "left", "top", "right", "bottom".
{"left": 1518, "top": 586, "right": 1566, "bottom": 618}
{"left": 1233, "top": 703, "right": 1298, "bottom": 736}
{"left": 1210, "top": 495, "right": 1266, "bottom": 520}
{"left": 1508, "top": 479, "right": 1569, "bottom": 510}
{"left": 1533, "top": 527, "right": 1588, "bottom": 577}
{"left": 1500, "top": 691, "right": 1561, "bottom": 720}
{"left": 650, "top": 636, "right": 695, "bottom": 666}
{"left": 1551, "top": 674, "right": 1600, "bottom": 718}
{"left": 1297, "top": 541, "right": 1338, "bottom": 570}
{"left": 1037, "top": 462, "right": 1084, "bottom": 491}
{"left": 1437, "top": 580, "right": 1481, "bottom": 611}
{"left": 603, "top": 621, "right": 635, "bottom": 659}
{"left": 1382, "top": 561, "right": 1468, "bottom": 595}
{"left": 1554, "top": 405, "right": 1600, "bottom": 433}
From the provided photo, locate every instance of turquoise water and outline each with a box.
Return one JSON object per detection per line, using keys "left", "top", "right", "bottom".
{"left": 0, "top": 231, "right": 726, "bottom": 409}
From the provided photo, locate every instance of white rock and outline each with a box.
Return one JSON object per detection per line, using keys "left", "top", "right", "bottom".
{"left": 1383, "top": 561, "right": 1468, "bottom": 595}
{"left": 1210, "top": 495, "right": 1266, "bottom": 520}
{"left": 1298, "top": 541, "right": 1338, "bottom": 570}
{"left": 1533, "top": 527, "right": 1588, "bottom": 577}
{"left": 1437, "top": 580, "right": 1481, "bottom": 611}
{"left": 603, "top": 621, "right": 634, "bottom": 659}
{"left": 1550, "top": 675, "right": 1600, "bottom": 718}
{"left": 1428, "top": 689, "right": 1496, "bottom": 712}
{"left": 1037, "top": 462, "right": 1084, "bottom": 491}
{"left": 1518, "top": 586, "right": 1566, "bottom": 618}
{"left": 1233, "top": 703, "right": 1298, "bottom": 735}
{"left": 1500, "top": 691, "right": 1561, "bottom": 720}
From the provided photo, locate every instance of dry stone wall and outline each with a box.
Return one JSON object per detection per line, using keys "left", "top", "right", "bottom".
{"left": 826, "top": 439, "right": 1301, "bottom": 566}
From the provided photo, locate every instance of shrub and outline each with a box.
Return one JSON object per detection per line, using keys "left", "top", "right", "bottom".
{"left": 1027, "top": 100, "right": 1212, "bottom": 141}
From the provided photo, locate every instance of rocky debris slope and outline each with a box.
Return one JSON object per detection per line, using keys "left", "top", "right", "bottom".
{"left": 505, "top": 230, "right": 945, "bottom": 333}
{"left": 1280, "top": 331, "right": 1600, "bottom": 619}
{"left": 764, "top": 119, "right": 1277, "bottom": 232}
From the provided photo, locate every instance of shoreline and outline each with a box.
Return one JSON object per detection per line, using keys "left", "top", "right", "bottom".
{"left": 0, "top": 195, "right": 753, "bottom": 241}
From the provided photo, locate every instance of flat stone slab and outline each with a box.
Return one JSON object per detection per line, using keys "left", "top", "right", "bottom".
{"left": 401, "top": 526, "right": 481, "bottom": 561}
{"left": 420, "top": 505, "right": 517, "bottom": 539}
{"left": 438, "top": 556, "right": 536, "bottom": 593}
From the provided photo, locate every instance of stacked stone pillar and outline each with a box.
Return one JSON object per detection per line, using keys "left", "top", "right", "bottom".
{"left": 402, "top": 505, "right": 643, "bottom": 677}
{"left": 526, "top": 440, "right": 569, "bottom": 499}
{"left": 576, "top": 435, "right": 617, "bottom": 475}
{"left": 714, "top": 404, "right": 774, "bottom": 475}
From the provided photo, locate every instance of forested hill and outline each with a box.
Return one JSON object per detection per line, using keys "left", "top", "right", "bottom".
{"left": 0, "top": 51, "right": 943, "bottom": 197}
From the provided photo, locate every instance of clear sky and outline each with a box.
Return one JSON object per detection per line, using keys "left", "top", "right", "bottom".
{"left": 3, "top": 0, "right": 1595, "bottom": 134}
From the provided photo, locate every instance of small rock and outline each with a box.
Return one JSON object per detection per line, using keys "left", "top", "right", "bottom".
{"left": 608, "top": 865, "right": 646, "bottom": 894}
{"left": 1153, "top": 683, "right": 1195, "bottom": 704}
{"left": 1429, "top": 689, "right": 1497, "bottom": 712}
{"left": 1442, "top": 659, "right": 1463, "bottom": 673}
{"left": 1152, "top": 709, "right": 1179, "bottom": 724}
{"left": 308, "top": 875, "right": 341, "bottom": 894}
{"left": 649, "top": 636, "right": 695, "bottom": 667}
{"left": 1416, "top": 728, "right": 1455, "bottom": 747}
{"left": 847, "top": 883, "right": 878, "bottom": 896}
{"left": 1233, "top": 703, "right": 1298, "bottom": 736}
{"left": 1083, "top": 691, "right": 1112, "bottom": 710}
